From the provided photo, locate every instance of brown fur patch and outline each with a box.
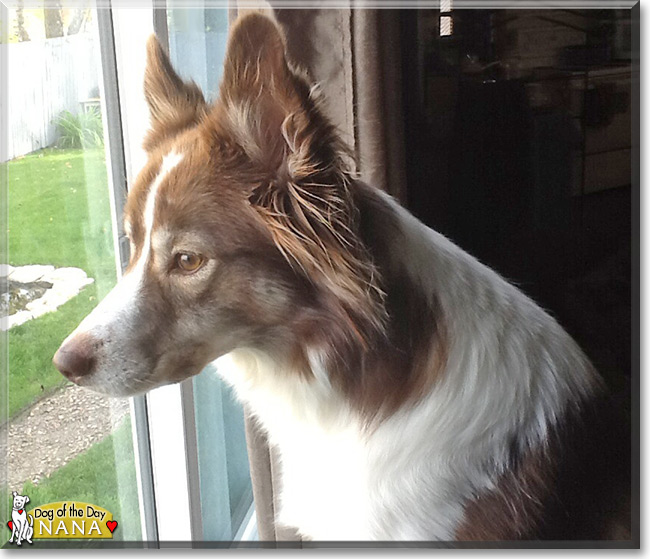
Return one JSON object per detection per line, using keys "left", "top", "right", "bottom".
{"left": 456, "top": 446, "right": 553, "bottom": 540}
{"left": 216, "top": 14, "right": 389, "bottom": 357}
{"left": 319, "top": 183, "right": 448, "bottom": 422}
{"left": 123, "top": 155, "right": 164, "bottom": 267}
{"left": 455, "top": 391, "right": 632, "bottom": 540}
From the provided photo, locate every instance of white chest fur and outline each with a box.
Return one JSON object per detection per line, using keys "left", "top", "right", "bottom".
{"left": 216, "top": 350, "right": 374, "bottom": 540}
{"left": 216, "top": 350, "right": 467, "bottom": 541}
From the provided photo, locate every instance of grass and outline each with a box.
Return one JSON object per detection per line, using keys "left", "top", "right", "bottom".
{"left": 8, "top": 148, "right": 115, "bottom": 275}
{"left": 2, "top": 417, "right": 142, "bottom": 545}
{"left": 3, "top": 148, "right": 142, "bottom": 544}
{"left": 7, "top": 148, "right": 117, "bottom": 417}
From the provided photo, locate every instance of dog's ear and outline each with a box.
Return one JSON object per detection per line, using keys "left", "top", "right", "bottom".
{"left": 24, "top": 496, "right": 29, "bottom": 504}
{"left": 218, "top": 13, "right": 326, "bottom": 178}
{"left": 217, "top": 14, "right": 385, "bottom": 344}
{"left": 12, "top": 491, "right": 17, "bottom": 498}
{"left": 143, "top": 35, "right": 207, "bottom": 152}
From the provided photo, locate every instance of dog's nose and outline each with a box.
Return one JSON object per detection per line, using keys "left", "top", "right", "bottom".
{"left": 53, "top": 332, "right": 99, "bottom": 383}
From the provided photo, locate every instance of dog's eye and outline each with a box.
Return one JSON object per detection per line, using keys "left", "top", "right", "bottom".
{"left": 175, "top": 253, "right": 205, "bottom": 273}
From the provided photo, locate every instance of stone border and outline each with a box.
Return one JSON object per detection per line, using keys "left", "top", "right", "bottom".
{"left": 1, "top": 264, "right": 94, "bottom": 331}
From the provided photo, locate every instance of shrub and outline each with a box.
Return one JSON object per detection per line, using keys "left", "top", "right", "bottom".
{"left": 54, "top": 109, "right": 104, "bottom": 149}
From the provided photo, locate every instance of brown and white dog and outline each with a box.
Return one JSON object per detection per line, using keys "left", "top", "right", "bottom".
{"left": 53, "top": 13, "right": 630, "bottom": 541}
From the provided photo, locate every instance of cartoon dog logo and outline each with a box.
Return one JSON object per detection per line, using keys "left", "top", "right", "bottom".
{"left": 8, "top": 492, "right": 33, "bottom": 546}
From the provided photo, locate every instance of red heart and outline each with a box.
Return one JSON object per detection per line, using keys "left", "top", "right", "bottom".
{"left": 106, "top": 520, "right": 118, "bottom": 534}
{"left": 7, "top": 521, "right": 12, "bottom": 531}
{"left": 18, "top": 510, "right": 23, "bottom": 514}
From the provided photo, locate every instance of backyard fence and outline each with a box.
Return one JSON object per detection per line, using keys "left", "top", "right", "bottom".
{"left": 4, "top": 33, "right": 100, "bottom": 162}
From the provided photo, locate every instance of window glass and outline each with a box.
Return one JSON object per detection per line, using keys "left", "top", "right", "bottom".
{"left": 2, "top": 4, "right": 142, "bottom": 545}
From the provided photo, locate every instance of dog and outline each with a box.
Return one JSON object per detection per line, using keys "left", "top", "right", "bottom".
{"left": 53, "top": 13, "right": 631, "bottom": 541}
{"left": 9, "top": 492, "right": 33, "bottom": 546}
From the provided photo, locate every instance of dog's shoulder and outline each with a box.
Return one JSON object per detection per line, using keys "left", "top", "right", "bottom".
{"left": 456, "top": 386, "right": 631, "bottom": 541}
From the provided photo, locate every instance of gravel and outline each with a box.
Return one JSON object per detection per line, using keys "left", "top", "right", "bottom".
{"left": 1, "top": 384, "right": 130, "bottom": 490}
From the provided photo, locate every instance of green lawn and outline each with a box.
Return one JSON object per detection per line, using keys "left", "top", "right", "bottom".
{"left": 3, "top": 148, "right": 142, "bottom": 544}
{"left": 7, "top": 148, "right": 117, "bottom": 417}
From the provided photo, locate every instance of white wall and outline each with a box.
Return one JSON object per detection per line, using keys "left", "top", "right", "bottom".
{"left": 5, "top": 33, "right": 99, "bottom": 162}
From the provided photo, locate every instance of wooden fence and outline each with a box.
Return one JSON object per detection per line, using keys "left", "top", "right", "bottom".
{"left": 5, "top": 33, "right": 100, "bottom": 162}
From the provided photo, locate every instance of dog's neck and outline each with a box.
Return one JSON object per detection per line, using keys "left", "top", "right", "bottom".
{"left": 308, "top": 181, "right": 448, "bottom": 423}
{"left": 309, "top": 180, "right": 595, "bottom": 430}
{"left": 226, "top": 179, "right": 598, "bottom": 444}
{"left": 238, "top": 180, "right": 448, "bottom": 427}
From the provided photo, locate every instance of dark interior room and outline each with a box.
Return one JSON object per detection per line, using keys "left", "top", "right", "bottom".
{"left": 399, "top": 8, "right": 635, "bottom": 404}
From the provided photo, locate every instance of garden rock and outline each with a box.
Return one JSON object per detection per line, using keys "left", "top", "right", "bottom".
{"left": 2, "top": 265, "right": 94, "bottom": 330}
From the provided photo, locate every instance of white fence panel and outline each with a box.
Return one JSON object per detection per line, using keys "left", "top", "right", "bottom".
{"left": 6, "top": 33, "right": 99, "bottom": 162}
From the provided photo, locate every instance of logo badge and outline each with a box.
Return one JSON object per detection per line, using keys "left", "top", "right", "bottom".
{"left": 7, "top": 494, "right": 118, "bottom": 544}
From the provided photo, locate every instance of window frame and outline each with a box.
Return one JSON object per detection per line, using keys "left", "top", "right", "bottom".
{"left": 95, "top": 4, "right": 161, "bottom": 544}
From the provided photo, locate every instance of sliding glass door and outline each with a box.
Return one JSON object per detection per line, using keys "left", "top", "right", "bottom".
{"left": 3, "top": 1, "right": 255, "bottom": 546}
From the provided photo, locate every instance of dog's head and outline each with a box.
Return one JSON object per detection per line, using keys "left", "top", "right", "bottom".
{"left": 12, "top": 492, "right": 29, "bottom": 511}
{"left": 53, "top": 14, "right": 384, "bottom": 396}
